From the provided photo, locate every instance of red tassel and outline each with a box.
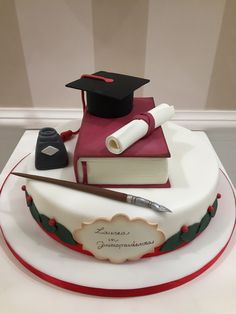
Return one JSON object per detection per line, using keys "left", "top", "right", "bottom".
{"left": 60, "top": 129, "right": 80, "bottom": 142}
{"left": 60, "top": 130, "right": 73, "bottom": 142}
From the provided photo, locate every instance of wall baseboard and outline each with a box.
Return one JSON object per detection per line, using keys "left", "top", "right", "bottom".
{"left": 0, "top": 107, "right": 236, "bottom": 130}
{"left": 174, "top": 110, "right": 236, "bottom": 130}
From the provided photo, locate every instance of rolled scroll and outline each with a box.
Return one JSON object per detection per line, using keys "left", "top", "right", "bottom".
{"left": 105, "top": 103, "right": 175, "bottom": 154}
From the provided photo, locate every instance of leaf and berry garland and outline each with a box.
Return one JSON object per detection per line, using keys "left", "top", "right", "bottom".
{"left": 160, "top": 195, "right": 220, "bottom": 252}
{"left": 23, "top": 187, "right": 76, "bottom": 245}
{"left": 22, "top": 185, "right": 221, "bottom": 253}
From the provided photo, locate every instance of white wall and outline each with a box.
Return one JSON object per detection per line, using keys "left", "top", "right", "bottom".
{"left": 15, "top": 0, "right": 95, "bottom": 107}
{"left": 0, "top": 0, "right": 235, "bottom": 110}
{"left": 144, "top": 0, "right": 226, "bottom": 109}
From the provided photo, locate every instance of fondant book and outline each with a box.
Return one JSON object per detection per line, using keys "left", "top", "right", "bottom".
{"left": 74, "top": 97, "right": 171, "bottom": 187}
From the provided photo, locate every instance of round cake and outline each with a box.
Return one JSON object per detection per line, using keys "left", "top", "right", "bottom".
{"left": 22, "top": 121, "right": 220, "bottom": 263}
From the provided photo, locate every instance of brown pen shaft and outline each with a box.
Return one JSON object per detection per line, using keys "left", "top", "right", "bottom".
{"left": 12, "top": 172, "right": 127, "bottom": 203}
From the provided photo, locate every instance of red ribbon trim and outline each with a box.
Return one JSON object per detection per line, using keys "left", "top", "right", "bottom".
{"left": 0, "top": 153, "right": 31, "bottom": 195}
{"left": 0, "top": 226, "right": 234, "bottom": 297}
{"left": 81, "top": 161, "right": 88, "bottom": 184}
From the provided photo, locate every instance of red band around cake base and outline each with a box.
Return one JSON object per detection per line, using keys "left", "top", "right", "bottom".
{"left": 0, "top": 226, "right": 233, "bottom": 297}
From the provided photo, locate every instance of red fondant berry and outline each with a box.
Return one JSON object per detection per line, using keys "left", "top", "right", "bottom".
{"left": 21, "top": 185, "right": 26, "bottom": 191}
{"left": 26, "top": 195, "right": 33, "bottom": 203}
{"left": 181, "top": 225, "right": 189, "bottom": 233}
{"left": 208, "top": 206, "right": 215, "bottom": 213}
{"left": 48, "top": 218, "right": 56, "bottom": 226}
{"left": 217, "top": 193, "right": 222, "bottom": 199}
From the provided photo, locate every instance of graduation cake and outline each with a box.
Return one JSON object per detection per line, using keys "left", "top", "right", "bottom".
{"left": 17, "top": 71, "right": 220, "bottom": 264}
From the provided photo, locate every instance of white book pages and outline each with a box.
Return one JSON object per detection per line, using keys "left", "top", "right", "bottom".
{"left": 77, "top": 157, "right": 168, "bottom": 185}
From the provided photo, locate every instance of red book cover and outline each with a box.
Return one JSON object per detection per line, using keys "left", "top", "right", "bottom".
{"left": 74, "top": 97, "right": 170, "bottom": 187}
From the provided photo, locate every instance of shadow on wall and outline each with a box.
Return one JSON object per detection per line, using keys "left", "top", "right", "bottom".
{"left": 90, "top": 0, "right": 149, "bottom": 79}
{"left": 0, "top": 126, "right": 24, "bottom": 172}
{"left": 0, "top": 0, "right": 33, "bottom": 107}
{"left": 206, "top": 128, "right": 236, "bottom": 186}
{"left": 206, "top": 0, "right": 236, "bottom": 110}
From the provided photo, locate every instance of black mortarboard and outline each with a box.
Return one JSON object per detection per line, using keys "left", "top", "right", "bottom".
{"left": 66, "top": 71, "right": 149, "bottom": 118}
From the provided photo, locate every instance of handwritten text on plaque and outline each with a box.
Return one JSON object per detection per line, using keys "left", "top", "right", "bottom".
{"left": 73, "top": 214, "right": 165, "bottom": 263}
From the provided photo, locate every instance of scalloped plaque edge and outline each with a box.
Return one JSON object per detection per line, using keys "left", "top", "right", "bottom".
{"left": 73, "top": 214, "right": 166, "bottom": 264}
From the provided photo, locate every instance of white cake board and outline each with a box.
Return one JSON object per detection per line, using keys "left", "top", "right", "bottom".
{"left": 0, "top": 157, "right": 235, "bottom": 297}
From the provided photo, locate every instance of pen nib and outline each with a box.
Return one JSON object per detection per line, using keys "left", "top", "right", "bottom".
{"left": 127, "top": 195, "right": 172, "bottom": 213}
{"left": 150, "top": 202, "right": 172, "bottom": 213}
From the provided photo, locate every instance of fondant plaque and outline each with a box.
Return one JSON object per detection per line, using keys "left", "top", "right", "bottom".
{"left": 73, "top": 214, "right": 165, "bottom": 263}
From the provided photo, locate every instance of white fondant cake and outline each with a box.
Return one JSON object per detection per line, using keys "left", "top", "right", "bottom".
{"left": 23, "top": 121, "right": 220, "bottom": 263}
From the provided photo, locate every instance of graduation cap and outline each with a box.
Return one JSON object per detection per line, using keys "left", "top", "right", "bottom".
{"left": 66, "top": 71, "right": 149, "bottom": 118}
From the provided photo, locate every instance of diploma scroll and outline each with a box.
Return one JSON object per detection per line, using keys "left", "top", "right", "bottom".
{"left": 106, "top": 103, "right": 175, "bottom": 154}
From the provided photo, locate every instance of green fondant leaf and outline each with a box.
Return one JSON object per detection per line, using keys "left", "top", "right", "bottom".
{"left": 210, "top": 199, "right": 218, "bottom": 217}
{"left": 213, "top": 198, "right": 218, "bottom": 209}
{"left": 198, "top": 212, "right": 211, "bottom": 234}
{"left": 55, "top": 222, "right": 77, "bottom": 245}
{"left": 40, "top": 214, "right": 57, "bottom": 232}
{"left": 25, "top": 192, "right": 31, "bottom": 207}
{"left": 29, "top": 202, "right": 41, "bottom": 223}
{"left": 180, "top": 223, "right": 199, "bottom": 242}
{"left": 26, "top": 194, "right": 76, "bottom": 245}
{"left": 160, "top": 231, "right": 183, "bottom": 252}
